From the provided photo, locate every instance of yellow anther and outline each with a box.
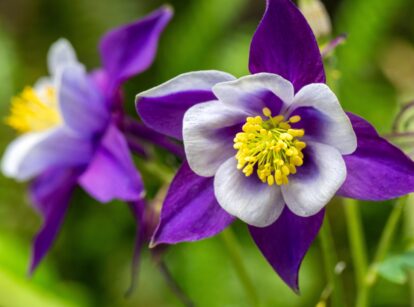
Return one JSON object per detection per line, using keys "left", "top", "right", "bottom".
{"left": 295, "top": 141, "right": 307, "bottom": 150}
{"left": 275, "top": 170, "right": 283, "bottom": 185}
{"left": 288, "top": 129, "right": 304, "bottom": 138}
{"left": 5, "top": 86, "right": 61, "bottom": 133}
{"left": 262, "top": 107, "right": 272, "bottom": 117}
{"left": 234, "top": 111, "right": 306, "bottom": 186}
{"left": 273, "top": 115, "right": 285, "bottom": 124}
{"left": 267, "top": 175, "right": 274, "bottom": 186}
{"left": 291, "top": 156, "right": 304, "bottom": 166}
{"left": 278, "top": 122, "right": 291, "bottom": 130}
{"left": 280, "top": 133, "right": 293, "bottom": 141}
{"left": 282, "top": 165, "right": 290, "bottom": 176}
{"left": 289, "top": 115, "right": 301, "bottom": 123}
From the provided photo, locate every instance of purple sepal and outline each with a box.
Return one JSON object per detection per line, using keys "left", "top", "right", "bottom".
{"left": 99, "top": 6, "right": 173, "bottom": 88}
{"left": 249, "top": 207, "right": 324, "bottom": 292}
{"left": 79, "top": 124, "right": 144, "bottom": 203}
{"left": 138, "top": 90, "right": 216, "bottom": 140}
{"left": 151, "top": 162, "right": 234, "bottom": 246}
{"left": 59, "top": 65, "right": 109, "bottom": 137}
{"left": 29, "top": 167, "right": 80, "bottom": 273}
{"left": 249, "top": 0, "right": 325, "bottom": 91}
{"left": 338, "top": 113, "right": 414, "bottom": 200}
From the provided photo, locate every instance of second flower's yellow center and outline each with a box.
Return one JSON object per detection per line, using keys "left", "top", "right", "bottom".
{"left": 5, "top": 86, "right": 61, "bottom": 133}
{"left": 234, "top": 108, "right": 306, "bottom": 186}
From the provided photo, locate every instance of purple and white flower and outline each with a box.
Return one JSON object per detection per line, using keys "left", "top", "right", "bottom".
{"left": 1, "top": 6, "right": 173, "bottom": 272}
{"left": 137, "top": 0, "right": 414, "bottom": 290}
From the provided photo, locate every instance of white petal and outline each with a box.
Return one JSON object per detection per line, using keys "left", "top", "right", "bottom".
{"left": 281, "top": 141, "right": 346, "bottom": 217}
{"left": 137, "top": 70, "right": 236, "bottom": 97}
{"left": 212, "top": 73, "right": 294, "bottom": 114}
{"left": 288, "top": 83, "right": 357, "bottom": 154}
{"left": 214, "top": 157, "right": 285, "bottom": 227}
{"left": 2, "top": 128, "right": 92, "bottom": 181}
{"left": 47, "top": 38, "right": 79, "bottom": 77}
{"left": 183, "top": 101, "right": 248, "bottom": 177}
{"left": 2, "top": 131, "right": 53, "bottom": 181}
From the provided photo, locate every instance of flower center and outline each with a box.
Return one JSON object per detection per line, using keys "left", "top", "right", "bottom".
{"left": 5, "top": 86, "right": 62, "bottom": 133}
{"left": 233, "top": 107, "right": 306, "bottom": 186}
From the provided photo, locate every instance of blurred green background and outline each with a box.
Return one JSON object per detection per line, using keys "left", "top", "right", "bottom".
{"left": 1, "top": 0, "right": 414, "bottom": 306}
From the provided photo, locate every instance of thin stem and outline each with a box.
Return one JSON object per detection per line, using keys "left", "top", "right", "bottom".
{"left": 220, "top": 228, "right": 260, "bottom": 307}
{"left": 403, "top": 195, "right": 414, "bottom": 307}
{"left": 343, "top": 199, "right": 368, "bottom": 290}
{"left": 158, "top": 260, "right": 195, "bottom": 307}
{"left": 319, "top": 218, "right": 346, "bottom": 307}
{"left": 356, "top": 197, "right": 407, "bottom": 307}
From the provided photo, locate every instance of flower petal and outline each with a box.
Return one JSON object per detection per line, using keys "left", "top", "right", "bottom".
{"left": 212, "top": 73, "right": 294, "bottom": 115}
{"left": 2, "top": 132, "right": 50, "bottom": 180}
{"left": 47, "top": 38, "right": 78, "bottom": 77}
{"left": 99, "top": 6, "right": 173, "bottom": 86}
{"left": 249, "top": 207, "right": 325, "bottom": 291}
{"left": 288, "top": 83, "right": 357, "bottom": 155}
{"left": 282, "top": 141, "right": 346, "bottom": 217}
{"left": 1, "top": 128, "right": 93, "bottom": 181}
{"left": 59, "top": 65, "right": 110, "bottom": 137}
{"left": 249, "top": 0, "right": 325, "bottom": 92}
{"left": 79, "top": 124, "right": 144, "bottom": 203}
{"left": 137, "top": 70, "right": 236, "bottom": 140}
{"left": 338, "top": 113, "right": 414, "bottom": 200}
{"left": 152, "top": 162, "right": 234, "bottom": 246}
{"left": 214, "top": 157, "right": 285, "bottom": 227}
{"left": 183, "top": 101, "right": 247, "bottom": 177}
{"left": 29, "top": 167, "right": 80, "bottom": 272}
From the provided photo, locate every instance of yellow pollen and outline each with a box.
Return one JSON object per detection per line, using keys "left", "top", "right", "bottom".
{"left": 234, "top": 108, "right": 306, "bottom": 186}
{"left": 5, "top": 86, "right": 61, "bottom": 133}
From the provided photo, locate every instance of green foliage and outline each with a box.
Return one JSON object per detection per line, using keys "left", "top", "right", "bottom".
{"left": 378, "top": 251, "right": 414, "bottom": 284}
{"left": 335, "top": 0, "right": 409, "bottom": 131}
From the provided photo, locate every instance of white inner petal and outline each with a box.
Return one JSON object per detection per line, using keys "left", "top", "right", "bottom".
{"left": 281, "top": 141, "right": 346, "bottom": 217}
{"left": 183, "top": 101, "right": 248, "bottom": 177}
{"left": 214, "top": 157, "right": 285, "bottom": 227}
{"left": 287, "top": 83, "right": 357, "bottom": 155}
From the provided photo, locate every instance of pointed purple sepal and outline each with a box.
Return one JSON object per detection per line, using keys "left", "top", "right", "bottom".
{"left": 339, "top": 113, "right": 414, "bottom": 200}
{"left": 29, "top": 167, "right": 80, "bottom": 273}
{"left": 249, "top": 207, "right": 325, "bottom": 291}
{"left": 79, "top": 124, "right": 144, "bottom": 203}
{"left": 151, "top": 162, "right": 234, "bottom": 246}
{"left": 249, "top": 0, "right": 325, "bottom": 92}
{"left": 99, "top": 6, "right": 173, "bottom": 88}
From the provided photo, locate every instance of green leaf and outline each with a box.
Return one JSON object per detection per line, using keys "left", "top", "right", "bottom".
{"left": 378, "top": 251, "right": 414, "bottom": 284}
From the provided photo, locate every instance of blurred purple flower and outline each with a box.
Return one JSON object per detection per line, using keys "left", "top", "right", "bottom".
{"left": 137, "top": 0, "right": 414, "bottom": 291}
{"left": 1, "top": 6, "right": 173, "bottom": 272}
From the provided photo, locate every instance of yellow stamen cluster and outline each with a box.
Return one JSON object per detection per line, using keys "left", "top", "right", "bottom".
{"left": 5, "top": 86, "right": 61, "bottom": 133}
{"left": 234, "top": 107, "right": 306, "bottom": 186}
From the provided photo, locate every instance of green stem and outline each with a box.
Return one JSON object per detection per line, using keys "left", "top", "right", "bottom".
{"left": 356, "top": 197, "right": 407, "bottom": 307}
{"left": 343, "top": 199, "right": 368, "bottom": 290}
{"left": 403, "top": 195, "right": 414, "bottom": 307}
{"left": 220, "top": 228, "right": 260, "bottom": 307}
{"left": 319, "top": 217, "right": 346, "bottom": 307}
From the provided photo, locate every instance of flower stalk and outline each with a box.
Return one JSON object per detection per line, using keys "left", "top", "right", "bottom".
{"left": 220, "top": 228, "right": 260, "bottom": 307}
{"left": 356, "top": 197, "right": 406, "bottom": 307}
{"left": 343, "top": 198, "right": 368, "bottom": 290}
{"left": 319, "top": 217, "right": 346, "bottom": 307}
